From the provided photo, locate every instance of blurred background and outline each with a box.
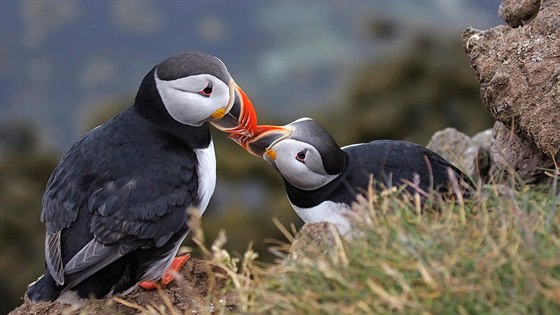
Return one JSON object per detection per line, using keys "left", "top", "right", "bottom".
{"left": 0, "top": 0, "right": 500, "bottom": 312}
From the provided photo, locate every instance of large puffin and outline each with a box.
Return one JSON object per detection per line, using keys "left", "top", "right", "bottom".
{"left": 240, "top": 118, "right": 474, "bottom": 234}
{"left": 26, "top": 52, "right": 258, "bottom": 303}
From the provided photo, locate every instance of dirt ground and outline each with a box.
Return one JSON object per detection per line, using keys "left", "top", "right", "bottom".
{"left": 8, "top": 258, "right": 237, "bottom": 315}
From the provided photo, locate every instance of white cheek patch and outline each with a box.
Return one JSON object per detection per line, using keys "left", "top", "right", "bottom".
{"left": 304, "top": 148, "right": 330, "bottom": 175}
{"left": 273, "top": 139, "right": 337, "bottom": 191}
{"left": 154, "top": 72, "right": 229, "bottom": 126}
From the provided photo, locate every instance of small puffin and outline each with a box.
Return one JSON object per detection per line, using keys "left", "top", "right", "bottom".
{"left": 26, "top": 52, "right": 258, "bottom": 303}
{"left": 240, "top": 118, "right": 474, "bottom": 234}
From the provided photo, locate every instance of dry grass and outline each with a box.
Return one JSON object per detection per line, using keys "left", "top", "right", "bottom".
{"left": 76, "top": 174, "right": 559, "bottom": 314}
{"left": 205, "top": 174, "right": 560, "bottom": 314}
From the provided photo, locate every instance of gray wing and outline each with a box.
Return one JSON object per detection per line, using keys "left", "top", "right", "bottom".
{"left": 45, "top": 231, "right": 64, "bottom": 285}
{"left": 62, "top": 238, "right": 142, "bottom": 291}
{"left": 40, "top": 135, "right": 200, "bottom": 288}
{"left": 41, "top": 151, "right": 91, "bottom": 285}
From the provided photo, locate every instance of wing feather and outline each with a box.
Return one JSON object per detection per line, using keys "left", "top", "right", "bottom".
{"left": 45, "top": 231, "right": 64, "bottom": 285}
{"left": 62, "top": 239, "right": 143, "bottom": 292}
{"left": 39, "top": 115, "right": 208, "bottom": 293}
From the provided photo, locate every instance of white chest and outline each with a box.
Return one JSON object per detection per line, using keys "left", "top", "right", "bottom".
{"left": 289, "top": 200, "right": 352, "bottom": 235}
{"left": 193, "top": 140, "right": 216, "bottom": 214}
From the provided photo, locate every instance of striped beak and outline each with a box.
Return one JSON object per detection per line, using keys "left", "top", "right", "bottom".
{"left": 233, "top": 125, "right": 293, "bottom": 157}
{"left": 211, "top": 81, "right": 258, "bottom": 138}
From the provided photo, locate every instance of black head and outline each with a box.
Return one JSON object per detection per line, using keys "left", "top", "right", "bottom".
{"left": 288, "top": 118, "right": 346, "bottom": 175}
{"left": 156, "top": 52, "right": 231, "bottom": 83}
{"left": 134, "top": 51, "right": 257, "bottom": 135}
{"left": 243, "top": 118, "right": 347, "bottom": 191}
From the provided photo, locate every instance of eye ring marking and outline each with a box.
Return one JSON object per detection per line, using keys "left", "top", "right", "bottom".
{"left": 199, "top": 82, "right": 213, "bottom": 97}
{"left": 295, "top": 149, "right": 307, "bottom": 163}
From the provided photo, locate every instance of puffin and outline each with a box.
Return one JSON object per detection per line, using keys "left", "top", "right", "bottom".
{"left": 239, "top": 118, "right": 474, "bottom": 234}
{"left": 26, "top": 52, "right": 258, "bottom": 303}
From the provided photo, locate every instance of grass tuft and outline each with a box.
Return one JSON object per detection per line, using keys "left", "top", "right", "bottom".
{"left": 207, "top": 175, "right": 560, "bottom": 314}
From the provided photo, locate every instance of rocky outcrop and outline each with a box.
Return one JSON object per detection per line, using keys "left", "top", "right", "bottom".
{"left": 462, "top": 0, "right": 559, "bottom": 181}
{"left": 491, "top": 121, "right": 553, "bottom": 182}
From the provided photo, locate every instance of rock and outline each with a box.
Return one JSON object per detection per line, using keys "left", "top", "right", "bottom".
{"left": 472, "top": 129, "right": 494, "bottom": 176}
{"left": 491, "top": 121, "right": 552, "bottom": 182}
{"left": 8, "top": 258, "right": 236, "bottom": 315}
{"left": 427, "top": 127, "right": 493, "bottom": 180}
{"left": 289, "top": 222, "right": 341, "bottom": 262}
{"left": 462, "top": 0, "right": 559, "bottom": 181}
{"left": 499, "top": 0, "right": 542, "bottom": 27}
{"left": 472, "top": 129, "right": 493, "bottom": 152}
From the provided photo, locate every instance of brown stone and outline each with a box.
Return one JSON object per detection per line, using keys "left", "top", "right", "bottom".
{"left": 499, "top": 0, "right": 542, "bottom": 27}
{"left": 463, "top": 0, "right": 559, "bottom": 181}
{"left": 289, "top": 222, "right": 341, "bottom": 261}
{"left": 491, "top": 121, "right": 552, "bottom": 182}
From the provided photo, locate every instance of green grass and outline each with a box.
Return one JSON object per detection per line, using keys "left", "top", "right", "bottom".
{"left": 203, "top": 175, "right": 560, "bottom": 314}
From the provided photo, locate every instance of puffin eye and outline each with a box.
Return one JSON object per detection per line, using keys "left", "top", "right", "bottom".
{"left": 199, "top": 83, "right": 213, "bottom": 97}
{"left": 295, "top": 149, "right": 307, "bottom": 163}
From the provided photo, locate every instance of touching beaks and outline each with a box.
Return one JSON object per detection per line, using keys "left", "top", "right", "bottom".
{"left": 211, "top": 81, "right": 258, "bottom": 137}
{"left": 208, "top": 80, "right": 292, "bottom": 158}
{"left": 238, "top": 125, "right": 293, "bottom": 157}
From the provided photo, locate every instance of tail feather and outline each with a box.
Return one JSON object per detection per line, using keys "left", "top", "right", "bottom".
{"left": 26, "top": 273, "right": 62, "bottom": 302}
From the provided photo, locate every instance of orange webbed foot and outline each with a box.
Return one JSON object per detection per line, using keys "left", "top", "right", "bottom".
{"left": 139, "top": 253, "right": 191, "bottom": 290}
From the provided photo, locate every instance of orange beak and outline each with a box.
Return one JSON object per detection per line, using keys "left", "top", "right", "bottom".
{"left": 211, "top": 82, "right": 258, "bottom": 138}
{"left": 209, "top": 81, "right": 292, "bottom": 157}
{"left": 235, "top": 124, "right": 292, "bottom": 157}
